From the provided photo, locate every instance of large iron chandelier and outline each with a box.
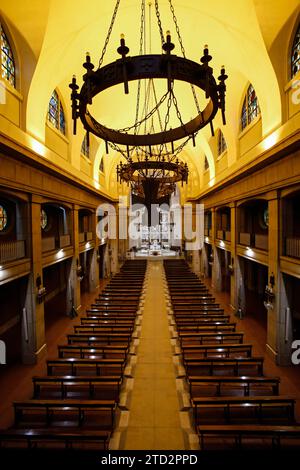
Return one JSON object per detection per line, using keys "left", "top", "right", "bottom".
{"left": 70, "top": 0, "right": 227, "bottom": 202}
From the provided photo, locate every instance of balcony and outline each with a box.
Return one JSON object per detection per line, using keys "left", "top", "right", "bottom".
{"left": 285, "top": 238, "right": 300, "bottom": 259}
{"left": 239, "top": 232, "right": 251, "bottom": 246}
{"left": 0, "top": 240, "right": 26, "bottom": 263}
{"left": 254, "top": 234, "right": 268, "bottom": 251}
{"left": 79, "top": 232, "right": 93, "bottom": 243}
{"left": 59, "top": 234, "right": 71, "bottom": 248}
{"left": 42, "top": 237, "right": 56, "bottom": 252}
{"left": 225, "top": 231, "right": 231, "bottom": 242}
{"left": 217, "top": 230, "right": 224, "bottom": 240}
{"left": 239, "top": 232, "right": 268, "bottom": 250}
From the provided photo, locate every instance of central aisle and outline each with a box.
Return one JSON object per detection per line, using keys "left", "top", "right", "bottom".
{"left": 123, "top": 260, "right": 185, "bottom": 450}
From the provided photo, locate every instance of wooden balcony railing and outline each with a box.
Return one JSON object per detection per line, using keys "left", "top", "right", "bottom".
{"left": 217, "top": 230, "right": 224, "bottom": 240}
{"left": 239, "top": 232, "right": 251, "bottom": 246}
{"left": 285, "top": 238, "right": 300, "bottom": 258}
{"left": 59, "top": 234, "right": 71, "bottom": 248}
{"left": 42, "top": 237, "right": 56, "bottom": 252}
{"left": 254, "top": 234, "right": 268, "bottom": 251}
{"left": 225, "top": 231, "right": 231, "bottom": 242}
{"left": 0, "top": 240, "right": 26, "bottom": 263}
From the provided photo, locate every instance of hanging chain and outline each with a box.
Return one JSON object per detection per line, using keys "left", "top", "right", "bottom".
{"left": 155, "top": 0, "right": 165, "bottom": 47}
{"left": 98, "top": 0, "right": 121, "bottom": 68}
{"left": 168, "top": 0, "right": 201, "bottom": 114}
{"left": 134, "top": 0, "right": 146, "bottom": 132}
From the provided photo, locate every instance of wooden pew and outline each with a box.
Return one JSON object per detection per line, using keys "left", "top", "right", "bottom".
{"left": 174, "top": 316, "right": 231, "bottom": 325}
{"left": 0, "top": 428, "right": 111, "bottom": 450}
{"left": 67, "top": 333, "right": 132, "bottom": 346}
{"left": 73, "top": 325, "right": 134, "bottom": 335}
{"left": 176, "top": 323, "right": 237, "bottom": 334}
{"left": 47, "top": 358, "right": 125, "bottom": 376}
{"left": 87, "top": 308, "right": 137, "bottom": 315}
{"left": 57, "top": 344, "right": 129, "bottom": 359}
{"left": 188, "top": 376, "right": 280, "bottom": 398}
{"left": 197, "top": 424, "right": 300, "bottom": 450}
{"left": 85, "top": 312, "right": 137, "bottom": 320}
{"left": 173, "top": 307, "right": 224, "bottom": 314}
{"left": 81, "top": 317, "right": 135, "bottom": 326}
{"left": 184, "top": 357, "right": 264, "bottom": 376}
{"left": 181, "top": 343, "right": 253, "bottom": 359}
{"left": 179, "top": 332, "right": 244, "bottom": 345}
{"left": 13, "top": 399, "right": 116, "bottom": 429}
{"left": 32, "top": 375, "right": 122, "bottom": 401}
{"left": 192, "top": 395, "right": 296, "bottom": 424}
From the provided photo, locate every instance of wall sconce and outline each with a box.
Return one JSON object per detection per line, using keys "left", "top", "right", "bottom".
{"left": 228, "top": 257, "right": 234, "bottom": 275}
{"left": 36, "top": 274, "right": 46, "bottom": 303}
{"left": 208, "top": 252, "right": 214, "bottom": 266}
{"left": 264, "top": 272, "right": 275, "bottom": 310}
{"left": 76, "top": 258, "right": 83, "bottom": 277}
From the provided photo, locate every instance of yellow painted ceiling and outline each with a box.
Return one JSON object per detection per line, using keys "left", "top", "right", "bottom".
{"left": 1, "top": 0, "right": 299, "bottom": 198}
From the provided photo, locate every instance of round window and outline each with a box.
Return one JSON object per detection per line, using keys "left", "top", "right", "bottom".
{"left": 41, "top": 209, "right": 48, "bottom": 230}
{"left": 0, "top": 205, "right": 8, "bottom": 231}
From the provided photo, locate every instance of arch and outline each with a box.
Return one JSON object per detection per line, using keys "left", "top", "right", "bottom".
{"left": 0, "top": 20, "right": 16, "bottom": 88}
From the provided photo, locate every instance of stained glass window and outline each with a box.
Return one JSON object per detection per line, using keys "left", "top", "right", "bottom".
{"left": 1, "top": 24, "right": 15, "bottom": 87}
{"left": 241, "top": 84, "right": 260, "bottom": 130}
{"left": 47, "top": 90, "right": 66, "bottom": 135}
{"left": 218, "top": 130, "right": 227, "bottom": 156}
{"left": 81, "top": 133, "right": 90, "bottom": 158}
{"left": 291, "top": 23, "right": 300, "bottom": 78}
{"left": 40, "top": 209, "right": 48, "bottom": 230}
{"left": 204, "top": 156, "right": 209, "bottom": 171}
{"left": 99, "top": 158, "right": 104, "bottom": 172}
{"left": 0, "top": 205, "right": 8, "bottom": 231}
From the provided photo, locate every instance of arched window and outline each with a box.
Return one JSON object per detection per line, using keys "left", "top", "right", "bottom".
{"left": 81, "top": 133, "right": 90, "bottom": 158}
{"left": 291, "top": 23, "right": 300, "bottom": 78}
{"left": 0, "top": 204, "right": 8, "bottom": 231}
{"left": 241, "top": 84, "right": 260, "bottom": 130}
{"left": 218, "top": 130, "right": 227, "bottom": 156}
{"left": 47, "top": 90, "right": 66, "bottom": 135}
{"left": 99, "top": 158, "right": 104, "bottom": 173}
{"left": 204, "top": 156, "right": 209, "bottom": 171}
{"left": 0, "top": 23, "right": 15, "bottom": 87}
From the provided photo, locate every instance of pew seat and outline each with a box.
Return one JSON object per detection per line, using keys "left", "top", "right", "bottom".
{"left": 188, "top": 376, "right": 280, "bottom": 398}
{"left": 47, "top": 358, "right": 125, "bottom": 376}
{"left": 192, "top": 395, "right": 295, "bottom": 424}
{"left": 0, "top": 428, "right": 111, "bottom": 450}
{"left": 197, "top": 424, "right": 300, "bottom": 450}
{"left": 32, "top": 375, "right": 122, "bottom": 401}
{"left": 13, "top": 400, "right": 116, "bottom": 429}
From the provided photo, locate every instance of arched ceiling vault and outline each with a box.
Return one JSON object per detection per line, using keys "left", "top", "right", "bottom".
{"left": 1, "top": 0, "right": 299, "bottom": 197}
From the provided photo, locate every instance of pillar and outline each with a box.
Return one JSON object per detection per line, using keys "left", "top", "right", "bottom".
{"left": 71, "top": 205, "right": 81, "bottom": 310}
{"left": 22, "top": 195, "right": 46, "bottom": 364}
{"left": 267, "top": 193, "right": 279, "bottom": 362}
{"left": 230, "top": 203, "right": 237, "bottom": 308}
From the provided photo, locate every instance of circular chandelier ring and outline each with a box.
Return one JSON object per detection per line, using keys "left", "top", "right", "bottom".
{"left": 78, "top": 54, "right": 219, "bottom": 146}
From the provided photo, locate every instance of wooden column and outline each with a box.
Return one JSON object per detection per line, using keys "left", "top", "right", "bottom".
{"left": 266, "top": 192, "right": 280, "bottom": 362}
